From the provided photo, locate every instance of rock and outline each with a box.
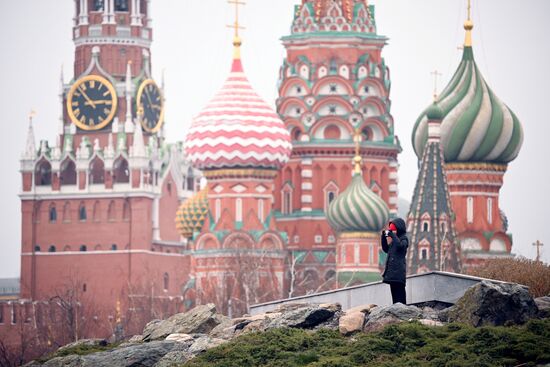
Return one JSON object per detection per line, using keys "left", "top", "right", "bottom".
{"left": 188, "top": 336, "right": 227, "bottom": 355}
{"left": 42, "top": 355, "right": 84, "bottom": 367}
{"left": 346, "top": 304, "right": 377, "bottom": 314}
{"left": 165, "top": 333, "right": 193, "bottom": 343}
{"left": 535, "top": 296, "right": 550, "bottom": 318}
{"left": 153, "top": 350, "right": 192, "bottom": 367}
{"left": 267, "top": 303, "right": 341, "bottom": 329}
{"left": 418, "top": 319, "right": 444, "bottom": 327}
{"left": 142, "top": 303, "right": 228, "bottom": 341}
{"left": 448, "top": 280, "right": 539, "bottom": 327}
{"left": 339, "top": 311, "right": 365, "bottom": 335}
{"left": 128, "top": 335, "right": 144, "bottom": 344}
{"left": 364, "top": 303, "right": 422, "bottom": 332}
{"left": 56, "top": 338, "right": 108, "bottom": 354}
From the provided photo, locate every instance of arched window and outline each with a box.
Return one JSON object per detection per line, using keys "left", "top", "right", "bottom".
{"left": 293, "top": 128, "right": 302, "bottom": 141}
{"left": 82, "top": 283, "right": 87, "bottom": 292}
{"left": 111, "top": 244, "right": 117, "bottom": 251}
{"left": 107, "top": 200, "right": 115, "bottom": 221}
{"left": 48, "top": 245, "right": 56, "bottom": 253}
{"left": 236, "top": 198, "right": 242, "bottom": 222}
{"left": 60, "top": 159, "right": 77, "bottom": 186}
{"left": 80, "top": 245, "right": 87, "bottom": 252}
{"left": 421, "top": 249, "right": 427, "bottom": 260}
{"left": 113, "top": 157, "right": 129, "bottom": 183}
{"left": 361, "top": 127, "right": 373, "bottom": 142}
{"left": 323, "top": 124, "right": 341, "bottom": 140}
{"left": 94, "top": 244, "right": 102, "bottom": 251}
{"left": 325, "top": 270, "right": 336, "bottom": 281}
{"left": 63, "top": 245, "right": 71, "bottom": 252}
{"left": 34, "top": 246, "right": 41, "bottom": 252}
{"left": 89, "top": 158, "right": 105, "bottom": 184}
{"left": 423, "top": 222, "right": 429, "bottom": 232}
{"left": 35, "top": 160, "right": 52, "bottom": 186}
{"left": 79, "top": 203, "right": 87, "bottom": 221}
{"left": 467, "top": 196, "right": 474, "bottom": 224}
{"left": 283, "top": 190, "right": 292, "bottom": 215}
{"left": 487, "top": 198, "right": 493, "bottom": 224}
{"left": 49, "top": 204, "right": 57, "bottom": 223}
{"left": 163, "top": 272, "right": 169, "bottom": 291}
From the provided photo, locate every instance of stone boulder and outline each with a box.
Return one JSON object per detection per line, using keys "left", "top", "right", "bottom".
{"left": 142, "top": 303, "right": 228, "bottom": 341}
{"left": 447, "top": 280, "right": 539, "bottom": 327}
{"left": 41, "top": 341, "right": 181, "bottom": 367}
{"left": 535, "top": 296, "right": 550, "bottom": 318}
{"left": 266, "top": 303, "right": 341, "bottom": 329}
{"left": 339, "top": 312, "right": 365, "bottom": 335}
{"left": 364, "top": 303, "right": 422, "bottom": 332}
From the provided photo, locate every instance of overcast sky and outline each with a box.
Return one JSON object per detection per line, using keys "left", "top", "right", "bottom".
{"left": 0, "top": 0, "right": 548, "bottom": 278}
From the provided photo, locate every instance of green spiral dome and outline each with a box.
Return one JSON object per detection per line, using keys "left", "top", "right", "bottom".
{"left": 327, "top": 173, "right": 389, "bottom": 233}
{"left": 412, "top": 47, "right": 523, "bottom": 164}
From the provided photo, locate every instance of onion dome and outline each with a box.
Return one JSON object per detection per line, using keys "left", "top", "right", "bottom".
{"left": 184, "top": 37, "right": 291, "bottom": 171}
{"left": 412, "top": 13, "right": 523, "bottom": 164}
{"left": 426, "top": 101, "right": 443, "bottom": 121}
{"left": 175, "top": 188, "right": 209, "bottom": 239}
{"left": 327, "top": 133, "right": 389, "bottom": 233}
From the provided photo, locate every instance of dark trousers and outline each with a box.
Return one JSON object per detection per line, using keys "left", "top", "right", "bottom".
{"left": 390, "top": 282, "right": 406, "bottom": 304}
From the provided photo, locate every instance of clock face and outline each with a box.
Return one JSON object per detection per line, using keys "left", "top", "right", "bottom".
{"left": 66, "top": 75, "right": 117, "bottom": 131}
{"left": 136, "top": 79, "right": 164, "bottom": 133}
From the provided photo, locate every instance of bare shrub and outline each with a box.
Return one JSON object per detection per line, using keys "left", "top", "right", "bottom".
{"left": 467, "top": 257, "right": 550, "bottom": 297}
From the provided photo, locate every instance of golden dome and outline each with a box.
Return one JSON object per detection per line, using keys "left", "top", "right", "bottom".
{"left": 175, "top": 188, "right": 209, "bottom": 239}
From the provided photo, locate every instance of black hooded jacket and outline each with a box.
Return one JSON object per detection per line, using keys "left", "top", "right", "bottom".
{"left": 381, "top": 218, "right": 409, "bottom": 285}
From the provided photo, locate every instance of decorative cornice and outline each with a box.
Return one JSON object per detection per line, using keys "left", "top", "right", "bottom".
{"left": 339, "top": 231, "right": 378, "bottom": 239}
{"left": 203, "top": 169, "right": 278, "bottom": 180}
{"left": 445, "top": 162, "right": 507, "bottom": 172}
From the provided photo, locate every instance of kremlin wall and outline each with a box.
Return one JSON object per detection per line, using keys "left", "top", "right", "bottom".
{"left": 0, "top": 0, "right": 523, "bottom": 363}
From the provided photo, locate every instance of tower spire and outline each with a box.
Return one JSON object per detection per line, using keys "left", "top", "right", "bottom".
{"left": 464, "top": 0, "right": 473, "bottom": 47}
{"left": 23, "top": 109, "right": 37, "bottom": 160}
{"left": 227, "top": 0, "right": 246, "bottom": 60}
{"left": 353, "top": 128, "right": 362, "bottom": 175}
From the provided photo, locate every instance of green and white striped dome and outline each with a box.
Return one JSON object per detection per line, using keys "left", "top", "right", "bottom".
{"left": 412, "top": 47, "right": 523, "bottom": 164}
{"left": 327, "top": 172, "right": 389, "bottom": 233}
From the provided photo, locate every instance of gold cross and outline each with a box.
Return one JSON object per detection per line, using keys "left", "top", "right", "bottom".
{"left": 430, "top": 70, "right": 442, "bottom": 101}
{"left": 227, "top": 0, "right": 246, "bottom": 38}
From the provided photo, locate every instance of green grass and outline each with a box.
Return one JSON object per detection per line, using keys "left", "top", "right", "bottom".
{"left": 183, "top": 318, "right": 550, "bottom": 367}
{"left": 35, "top": 341, "right": 121, "bottom": 363}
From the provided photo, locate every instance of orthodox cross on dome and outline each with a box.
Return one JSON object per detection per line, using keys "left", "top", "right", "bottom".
{"left": 464, "top": 0, "right": 474, "bottom": 47}
{"left": 430, "top": 69, "right": 442, "bottom": 101}
{"left": 353, "top": 128, "right": 362, "bottom": 174}
{"left": 227, "top": 0, "right": 246, "bottom": 57}
{"left": 29, "top": 109, "right": 36, "bottom": 123}
{"left": 533, "top": 240, "right": 544, "bottom": 262}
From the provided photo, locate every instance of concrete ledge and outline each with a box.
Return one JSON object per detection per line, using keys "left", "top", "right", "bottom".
{"left": 250, "top": 271, "right": 511, "bottom": 315}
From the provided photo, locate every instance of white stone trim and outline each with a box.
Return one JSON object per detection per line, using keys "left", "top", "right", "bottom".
{"left": 301, "top": 195, "right": 312, "bottom": 203}
{"left": 301, "top": 169, "right": 312, "bottom": 178}
{"left": 301, "top": 182, "right": 312, "bottom": 190}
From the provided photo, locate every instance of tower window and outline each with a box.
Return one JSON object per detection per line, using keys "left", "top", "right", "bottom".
{"left": 79, "top": 204, "right": 87, "bottom": 221}
{"left": 329, "top": 84, "right": 337, "bottom": 93}
{"left": 35, "top": 160, "right": 52, "bottom": 186}
{"left": 296, "top": 86, "right": 302, "bottom": 94}
{"left": 80, "top": 245, "right": 87, "bottom": 252}
{"left": 295, "top": 108, "right": 301, "bottom": 115}
{"left": 328, "top": 191, "right": 336, "bottom": 204}
{"left": 34, "top": 246, "right": 41, "bottom": 252}
{"left": 364, "top": 85, "right": 369, "bottom": 93}
{"left": 282, "top": 190, "right": 292, "bottom": 215}
{"left": 114, "top": 0, "right": 128, "bottom": 11}
{"left": 82, "top": 283, "right": 87, "bottom": 292}
{"left": 467, "top": 196, "right": 474, "bottom": 224}
{"left": 421, "top": 249, "right": 427, "bottom": 260}
{"left": 423, "top": 222, "right": 429, "bottom": 232}
{"left": 113, "top": 157, "right": 129, "bottom": 183}
{"left": 111, "top": 244, "right": 117, "bottom": 251}
{"left": 48, "top": 245, "right": 56, "bottom": 253}
{"left": 329, "top": 105, "right": 337, "bottom": 114}
{"left": 163, "top": 273, "right": 169, "bottom": 291}
{"left": 49, "top": 205, "right": 57, "bottom": 223}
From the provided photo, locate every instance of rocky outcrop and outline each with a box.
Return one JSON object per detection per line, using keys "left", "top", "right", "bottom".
{"left": 29, "top": 280, "right": 544, "bottom": 367}
{"left": 364, "top": 303, "right": 423, "bottom": 332}
{"left": 447, "top": 280, "right": 539, "bottom": 327}
{"left": 142, "top": 303, "right": 228, "bottom": 342}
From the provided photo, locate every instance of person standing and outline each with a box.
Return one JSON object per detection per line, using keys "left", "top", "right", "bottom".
{"left": 381, "top": 218, "right": 409, "bottom": 304}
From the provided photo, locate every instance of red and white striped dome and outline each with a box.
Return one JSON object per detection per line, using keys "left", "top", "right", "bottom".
{"left": 185, "top": 57, "right": 291, "bottom": 170}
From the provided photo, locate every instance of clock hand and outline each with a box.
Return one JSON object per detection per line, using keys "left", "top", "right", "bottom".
{"left": 84, "top": 100, "right": 112, "bottom": 106}
{"left": 145, "top": 90, "right": 154, "bottom": 107}
{"left": 78, "top": 86, "right": 96, "bottom": 109}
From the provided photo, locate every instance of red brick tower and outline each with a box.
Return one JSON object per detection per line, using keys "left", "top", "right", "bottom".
{"left": 274, "top": 0, "right": 401, "bottom": 293}
{"left": 18, "top": 0, "right": 197, "bottom": 339}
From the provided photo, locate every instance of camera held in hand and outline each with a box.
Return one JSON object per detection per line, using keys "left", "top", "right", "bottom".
{"left": 383, "top": 230, "right": 391, "bottom": 237}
